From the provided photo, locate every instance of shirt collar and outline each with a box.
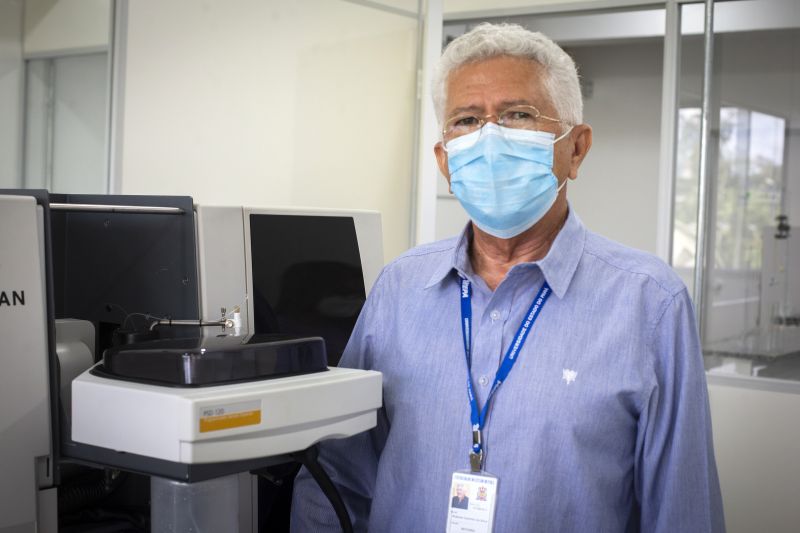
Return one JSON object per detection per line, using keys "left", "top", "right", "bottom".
{"left": 537, "top": 207, "right": 585, "bottom": 299}
{"left": 425, "top": 224, "right": 473, "bottom": 289}
{"left": 424, "top": 208, "right": 586, "bottom": 299}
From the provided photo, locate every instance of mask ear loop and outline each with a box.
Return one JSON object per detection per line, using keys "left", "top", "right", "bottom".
{"left": 553, "top": 126, "right": 574, "bottom": 144}
{"left": 554, "top": 127, "right": 573, "bottom": 194}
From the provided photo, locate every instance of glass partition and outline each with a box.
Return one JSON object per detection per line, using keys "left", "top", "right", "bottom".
{"left": 674, "top": 0, "right": 800, "bottom": 382}
{"left": 24, "top": 52, "right": 110, "bottom": 193}
{"left": 0, "top": 0, "right": 113, "bottom": 193}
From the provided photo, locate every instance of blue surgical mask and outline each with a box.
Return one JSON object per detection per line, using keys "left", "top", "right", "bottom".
{"left": 446, "top": 122, "right": 571, "bottom": 239}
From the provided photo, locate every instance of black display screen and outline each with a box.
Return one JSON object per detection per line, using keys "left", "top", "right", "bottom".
{"left": 249, "top": 214, "right": 366, "bottom": 366}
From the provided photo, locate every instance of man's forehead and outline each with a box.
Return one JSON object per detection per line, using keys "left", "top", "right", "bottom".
{"left": 444, "top": 56, "right": 551, "bottom": 115}
{"left": 448, "top": 98, "right": 536, "bottom": 114}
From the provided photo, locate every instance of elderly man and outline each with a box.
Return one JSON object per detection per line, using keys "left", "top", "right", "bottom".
{"left": 451, "top": 484, "right": 469, "bottom": 510}
{"left": 291, "top": 23, "right": 724, "bottom": 532}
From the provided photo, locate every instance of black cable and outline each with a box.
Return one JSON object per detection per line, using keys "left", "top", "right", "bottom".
{"left": 58, "top": 469, "right": 128, "bottom": 514}
{"left": 288, "top": 445, "right": 354, "bottom": 533}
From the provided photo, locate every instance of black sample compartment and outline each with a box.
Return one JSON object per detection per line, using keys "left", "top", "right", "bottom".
{"left": 249, "top": 214, "right": 366, "bottom": 367}
{"left": 94, "top": 334, "right": 328, "bottom": 387}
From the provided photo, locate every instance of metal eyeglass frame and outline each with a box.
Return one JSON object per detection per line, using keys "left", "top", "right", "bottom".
{"left": 441, "top": 104, "right": 564, "bottom": 143}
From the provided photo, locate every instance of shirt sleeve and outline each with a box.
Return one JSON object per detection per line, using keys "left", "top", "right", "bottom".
{"left": 635, "top": 288, "right": 726, "bottom": 532}
{"left": 290, "top": 273, "right": 389, "bottom": 533}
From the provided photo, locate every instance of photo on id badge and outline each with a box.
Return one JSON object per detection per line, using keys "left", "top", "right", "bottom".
{"left": 446, "top": 472, "right": 498, "bottom": 533}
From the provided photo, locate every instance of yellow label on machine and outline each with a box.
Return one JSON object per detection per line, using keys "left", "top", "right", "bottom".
{"left": 199, "top": 401, "right": 262, "bottom": 433}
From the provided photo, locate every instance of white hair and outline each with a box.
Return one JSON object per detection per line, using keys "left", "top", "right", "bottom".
{"left": 432, "top": 23, "right": 583, "bottom": 128}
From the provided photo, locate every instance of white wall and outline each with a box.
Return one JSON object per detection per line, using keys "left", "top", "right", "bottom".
{"left": 118, "top": 0, "right": 418, "bottom": 263}
{"left": 24, "top": 0, "right": 110, "bottom": 57}
{"left": 0, "top": 0, "right": 23, "bottom": 188}
{"left": 708, "top": 378, "right": 800, "bottom": 533}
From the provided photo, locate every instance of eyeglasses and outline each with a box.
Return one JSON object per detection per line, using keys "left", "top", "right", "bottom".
{"left": 442, "top": 104, "right": 564, "bottom": 143}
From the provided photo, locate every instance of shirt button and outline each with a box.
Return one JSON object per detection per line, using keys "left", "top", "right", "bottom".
{"left": 478, "top": 375, "right": 489, "bottom": 386}
{"left": 490, "top": 310, "right": 500, "bottom": 321}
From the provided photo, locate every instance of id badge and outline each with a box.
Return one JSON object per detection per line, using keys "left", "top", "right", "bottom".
{"left": 445, "top": 470, "right": 499, "bottom": 533}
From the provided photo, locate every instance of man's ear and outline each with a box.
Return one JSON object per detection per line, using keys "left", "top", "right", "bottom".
{"left": 434, "top": 141, "right": 453, "bottom": 193}
{"left": 568, "top": 124, "right": 593, "bottom": 180}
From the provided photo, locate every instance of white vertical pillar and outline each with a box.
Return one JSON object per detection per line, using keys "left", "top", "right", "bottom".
{"left": 413, "top": 0, "right": 443, "bottom": 246}
{"left": 656, "top": 0, "right": 681, "bottom": 264}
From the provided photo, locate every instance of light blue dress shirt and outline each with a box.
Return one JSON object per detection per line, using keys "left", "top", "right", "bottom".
{"left": 291, "top": 209, "right": 725, "bottom": 532}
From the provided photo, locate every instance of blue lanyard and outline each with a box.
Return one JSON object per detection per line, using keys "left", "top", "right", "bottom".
{"left": 459, "top": 275, "right": 552, "bottom": 471}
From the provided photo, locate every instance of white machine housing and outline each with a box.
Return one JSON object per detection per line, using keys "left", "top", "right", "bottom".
{"left": 195, "top": 205, "right": 384, "bottom": 335}
{"left": 70, "top": 204, "right": 385, "bottom": 464}
{"left": 71, "top": 365, "right": 381, "bottom": 463}
{"left": 0, "top": 195, "right": 55, "bottom": 532}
